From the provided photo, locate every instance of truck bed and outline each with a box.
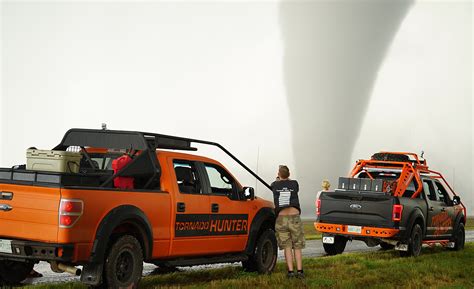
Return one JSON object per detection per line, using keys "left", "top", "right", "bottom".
{"left": 318, "top": 189, "right": 396, "bottom": 228}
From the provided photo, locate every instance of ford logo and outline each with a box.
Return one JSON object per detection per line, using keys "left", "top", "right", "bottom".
{"left": 350, "top": 204, "right": 362, "bottom": 210}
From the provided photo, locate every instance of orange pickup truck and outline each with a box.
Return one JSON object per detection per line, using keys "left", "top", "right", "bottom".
{"left": 0, "top": 129, "right": 277, "bottom": 288}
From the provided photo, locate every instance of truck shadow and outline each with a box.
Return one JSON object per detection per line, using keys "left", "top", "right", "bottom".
{"left": 143, "top": 265, "right": 243, "bottom": 287}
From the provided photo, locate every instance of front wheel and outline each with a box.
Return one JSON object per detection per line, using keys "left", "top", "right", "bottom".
{"left": 0, "top": 260, "right": 34, "bottom": 285}
{"left": 242, "top": 229, "right": 277, "bottom": 274}
{"left": 323, "top": 236, "right": 347, "bottom": 255}
{"left": 400, "top": 224, "right": 423, "bottom": 257}
{"left": 449, "top": 223, "right": 465, "bottom": 251}
{"left": 103, "top": 235, "right": 143, "bottom": 289}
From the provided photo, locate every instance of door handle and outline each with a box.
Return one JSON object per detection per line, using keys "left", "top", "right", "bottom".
{"left": 211, "top": 203, "right": 219, "bottom": 213}
{"left": 0, "top": 192, "right": 13, "bottom": 200}
{"left": 177, "top": 202, "right": 186, "bottom": 213}
{"left": 429, "top": 206, "right": 434, "bottom": 211}
{"left": 441, "top": 207, "right": 446, "bottom": 212}
{"left": 0, "top": 204, "right": 12, "bottom": 212}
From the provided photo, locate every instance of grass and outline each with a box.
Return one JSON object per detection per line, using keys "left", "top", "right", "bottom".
{"left": 303, "top": 220, "right": 321, "bottom": 240}
{"left": 465, "top": 217, "right": 474, "bottom": 230}
{"left": 20, "top": 218, "right": 474, "bottom": 289}
{"left": 23, "top": 243, "right": 474, "bottom": 289}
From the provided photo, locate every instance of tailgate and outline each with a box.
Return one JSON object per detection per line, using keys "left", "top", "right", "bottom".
{"left": 319, "top": 190, "right": 395, "bottom": 228}
{"left": 0, "top": 183, "right": 60, "bottom": 242}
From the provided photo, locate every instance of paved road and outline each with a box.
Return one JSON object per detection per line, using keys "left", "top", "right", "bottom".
{"left": 25, "top": 231, "right": 474, "bottom": 285}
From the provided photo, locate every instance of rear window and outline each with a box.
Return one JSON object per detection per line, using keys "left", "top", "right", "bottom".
{"left": 402, "top": 180, "right": 422, "bottom": 199}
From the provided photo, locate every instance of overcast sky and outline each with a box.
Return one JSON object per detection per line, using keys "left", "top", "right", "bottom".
{"left": 1, "top": 1, "right": 472, "bottom": 216}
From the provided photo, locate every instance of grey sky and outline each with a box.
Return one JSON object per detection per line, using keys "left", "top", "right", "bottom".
{"left": 1, "top": 1, "right": 472, "bottom": 216}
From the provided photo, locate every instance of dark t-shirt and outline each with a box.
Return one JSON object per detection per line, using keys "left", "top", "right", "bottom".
{"left": 271, "top": 179, "right": 301, "bottom": 215}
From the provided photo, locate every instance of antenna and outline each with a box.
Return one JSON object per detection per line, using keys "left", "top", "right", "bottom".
{"left": 255, "top": 145, "right": 260, "bottom": 190}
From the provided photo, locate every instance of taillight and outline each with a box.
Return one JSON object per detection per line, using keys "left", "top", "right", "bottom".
{"left": 59, "top": 199, "right": 83, "bottom": 228}
{"left": 392, "top": 204, "right": 403, "bottom": 221}
{"left": 316, "top": 199, "right": 321, "bottom": 216}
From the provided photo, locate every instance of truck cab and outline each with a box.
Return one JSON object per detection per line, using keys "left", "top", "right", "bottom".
{"left": 315, "top": 152, "right": 466, "bottom": 257}
{"left": 0, "top": 129, "right": 277, "bottom": 288}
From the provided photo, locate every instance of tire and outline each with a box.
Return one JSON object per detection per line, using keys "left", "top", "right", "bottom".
{"left": 242, "top": 229, "right": 277, "bottom": 274}
{"left": 0, "top": 260, "right": 34, "bottom": 285}
{"left": 379, "top": 242, "right": 395, "bottom": 250}
{"left": 400, "top": 224, "right": 423, "bottom": 257}
{"left": 323, "top": 236, "right": 347, "bottom": 255}
{"left": 103, "top": 235, "right": 143, "bottom": 289}
{"left": 450, "top": 223, "right": 465, "bottom": 251}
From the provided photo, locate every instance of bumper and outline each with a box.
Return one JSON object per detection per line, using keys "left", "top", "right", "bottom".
{"left": 315, "top": 222, "right": 400, "bottom": 238}
{"left": 0, "top": 239, "right": 74, "bottom": 262}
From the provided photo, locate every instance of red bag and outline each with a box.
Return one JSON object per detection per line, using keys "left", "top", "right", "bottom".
{"left": 112, "top": 155, "right": 134, "bottom": 190}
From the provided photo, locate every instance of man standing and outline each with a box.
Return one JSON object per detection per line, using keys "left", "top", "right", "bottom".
{"left": 271, "top": 165, "right": 305, "bottom": 278}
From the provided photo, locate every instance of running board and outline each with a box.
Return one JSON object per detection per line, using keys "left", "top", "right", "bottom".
{"left": 395, "top": 239, "right": 454, "bottom": 251}
{"left": 423, "top": 239, "right": 452, "bottom": 247}
{"left": 154, "top": 253, "right": 248, "bottom": 267}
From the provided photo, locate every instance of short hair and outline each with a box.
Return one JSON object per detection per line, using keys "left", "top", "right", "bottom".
{"left": 322, "top": 179, "right": 331, "bottom": 189}
{"left": 278, "top": 165, "right": 290, "bottom": 179}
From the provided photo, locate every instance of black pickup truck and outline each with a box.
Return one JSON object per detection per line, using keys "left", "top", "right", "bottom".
{"left": 315, "top": 152, "right": 467, "bottom": 257}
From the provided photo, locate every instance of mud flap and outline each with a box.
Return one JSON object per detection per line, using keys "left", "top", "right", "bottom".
{"left": 446, "top": 242, "right": 455, "bottom": 248}
{"left": 80, "top": 263, "right": 103, "bottom": 286}
{"left": 395, "top": 244, "right": 408, "bottom": 251}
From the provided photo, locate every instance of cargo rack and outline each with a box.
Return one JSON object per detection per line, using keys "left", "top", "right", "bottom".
{"left": 52, "top": 128, "right": 272, "bottom": 190}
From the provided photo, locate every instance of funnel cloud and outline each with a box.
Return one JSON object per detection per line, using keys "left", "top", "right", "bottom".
{"left": 279, "top": 1, "right": 413, "bottom": 216}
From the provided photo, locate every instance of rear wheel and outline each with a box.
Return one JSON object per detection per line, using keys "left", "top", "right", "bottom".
{"left": 323, "top": 236, "right": 347, "bottom": 255}
{"left": 0, "top": 260, "right": 34, "bottom": 285}
{"left": 103, "top": 235, "right": 143, "bottom": 289}
{"left": 449, "top": 223, "right": 465, "bottom": 251}
{"left": 400, "top": 224, "right": 422, "bottom": 257}
{"left": 242, "top": 229, "right": 277, "bottom": 274}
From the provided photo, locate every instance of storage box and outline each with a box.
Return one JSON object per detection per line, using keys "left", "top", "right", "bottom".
{"left": 371, "top": 179, "right": 384, "bottom": 192}
{"left": 360, "top": 178, "right": 372, "bottom": 191}
{"left": 338, "top": 177, "right": 350, "bottom": 190}
{"left": 26, "top": 149, "right": 81, "bottom": 173}
{"left": 349, "top": 178, "right": 361, "bottom": 190}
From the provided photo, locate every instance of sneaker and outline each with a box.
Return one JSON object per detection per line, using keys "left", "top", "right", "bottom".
{"left": 296, "top": 271, "right": 305, "bottom": 279}
{"left": 287, "top": 271, "right": 295, "bottom": 278}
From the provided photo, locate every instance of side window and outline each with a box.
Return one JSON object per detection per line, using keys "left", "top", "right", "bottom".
{"left": 173, "top": 160, "right": 202, "bottom": 194}
{"left": 434, "top": 181, "right": 450, "bottom": 205}
{"left": 204, "top": 163, "right": 238, "bottom": 198}
{"left": 404, "top": 180, "right": 416, "bottom": 198}
{"left": 423, "top": 180, "right": 437, "bottom": 201}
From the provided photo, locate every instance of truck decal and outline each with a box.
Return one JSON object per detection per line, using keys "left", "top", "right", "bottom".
{"left": 175, "top": 214, "right": 248, "bottom": 237}
{"left": 431, "top": 211, "right": 453, "bottom": 236}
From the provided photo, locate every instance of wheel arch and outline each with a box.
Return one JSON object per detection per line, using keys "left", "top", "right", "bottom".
{"left": 404, "top": 208, "right": 425, "bottom": 240}
{"left": 90, "top": 205, "right": 153, "bottom": 263}
{"left": 244, "top": 207, "right": 276, "bottom": 255}
{"left": 453, "top": 210, "right": 466, "bottom": 234}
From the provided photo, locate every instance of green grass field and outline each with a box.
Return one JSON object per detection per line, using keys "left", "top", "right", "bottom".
{"left": 22, "top": 217, "right": 474, "bottom": 289}
{"left": 24, "top": 243, "right": 474, "bottom": 289}
{"left": 303, "top": 220, "right": 321, "bottom": 240}
{"left": 465, "top": 217, "right": 474, "bottom": 230}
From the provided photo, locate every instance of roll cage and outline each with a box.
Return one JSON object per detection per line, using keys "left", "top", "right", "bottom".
{"left": 350, "top": 151, "right": 466, "bottom": 219}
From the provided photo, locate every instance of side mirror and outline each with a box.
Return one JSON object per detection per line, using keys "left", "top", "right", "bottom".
{"left": 453, "top": 196, "right": 461, "bottom": 205}
{"left": 243, "top": 187, "right": 255, "bottom": 200}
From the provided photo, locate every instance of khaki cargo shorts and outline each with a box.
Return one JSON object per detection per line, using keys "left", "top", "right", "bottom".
{"left": 275, "top": 214, "right": 306, "bottom": 250}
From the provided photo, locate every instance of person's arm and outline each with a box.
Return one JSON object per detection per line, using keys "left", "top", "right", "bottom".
{"left": 294, "top": 180, "right": 299, "bottom": 193}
